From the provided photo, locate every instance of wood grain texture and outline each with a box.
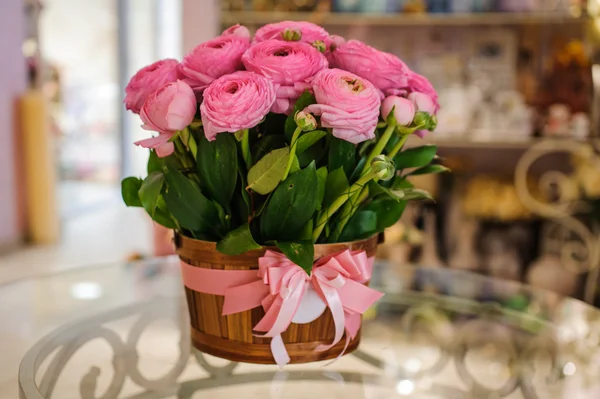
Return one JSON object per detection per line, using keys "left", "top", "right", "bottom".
{"left": 176, "top": 233, "right": 378, "bottom": 365}
{"left": 191, "top": 327, "right": 362, "bottom": 364}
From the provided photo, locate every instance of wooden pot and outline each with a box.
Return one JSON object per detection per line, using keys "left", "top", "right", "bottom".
{"left": 175, "top": 234, "right": 379, "bottom": 364}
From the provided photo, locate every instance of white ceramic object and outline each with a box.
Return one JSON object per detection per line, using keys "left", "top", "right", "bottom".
{"left": 291, "top": 285, "right": 327, "bottom": 324}
{"left": 527, "top": 255, "right": 579, "bottom": 297}
{"left": 418, "top": 211, "right": 445, "bottom": 268}
{"left": 449, "top": 219, "right": 480, "bottom": 272}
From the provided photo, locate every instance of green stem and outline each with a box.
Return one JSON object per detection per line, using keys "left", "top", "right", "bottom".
{"left": 330, "top": 186, "right": 370, "bottom": 242}
{"left": 331, "top": 123, "right": 397, "bottom": 242}
{"left": 313, "top": 169, "right": 378, "bottom": 243}
{"left": 364, "top": 122, "right": 397, "bottom": 170}
{"left": 241, "top": 129, "right": 252, "bottom": 170}
{"left": 282, "top": 127, "right": 302, "bottom": 182}
{"left": 173, "top": 137, "right": 193, "bottom": 169}
{"left": 184, "top": 127, "right": 198, "bottom": 160}
{"left": 387, "top": 133, "right": 411, "bottom": 159}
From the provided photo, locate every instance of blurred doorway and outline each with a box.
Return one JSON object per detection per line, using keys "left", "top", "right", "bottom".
{"left": 39, "top": 0, "right": 181, "bottom": 219}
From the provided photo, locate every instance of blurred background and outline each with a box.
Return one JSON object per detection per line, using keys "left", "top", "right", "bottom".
{"left": 1, "top": 0, "right": 600, "bottom": 303}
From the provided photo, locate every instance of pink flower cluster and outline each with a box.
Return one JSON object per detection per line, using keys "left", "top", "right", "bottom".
{"left": 124, "top": 21, "right": 439, "bottom": 156}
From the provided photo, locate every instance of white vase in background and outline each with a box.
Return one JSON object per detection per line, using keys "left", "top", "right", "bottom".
{"left": 484, "top": 234, "right": 522, "bottom": 281}
{"left": 418, "top": 210, "right": 444, "bottom": 268}
{"left": 416, "top": 210, "right": 445, "bottom": 294}
{"left": 448, "top": 218, "right": 480, "bottom": 272}
{"left": 527, "top": 255, "right": 579, "bottom": 297}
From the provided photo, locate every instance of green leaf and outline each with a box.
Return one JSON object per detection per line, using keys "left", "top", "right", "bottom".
{"left": 254, "top": 192, "right": 273, "bottom": 218}
{"left": 316, "top": 167, "right": 328, "bottom": 210}
{"left": 234, "top": 166, "right": 251, "bottom": 223}
{"left": 369, "top": 181, "right": 404, "bottom": 201}
{"left": 328, "top": 137, "right": 356, "bottom": 178}
{"left": 401, "top": 188, "right": 435, "bottom": 202}
{"left": 391, "top": 176, "right": 415, "bottom": 191}
{"left": 276, "top": 241, "right": 314, "bottom": 275}
{"left": 213, "top": 200, "right": 231, "bottom": 232}
{"left": 393, "top": 145, "right": 437, "bottom": 169}
{"left": 300, "top": 219, "right": 313, "bottom": 241}
{"left": 298, "top": 141, "right": 327, "bottom": 168}
{"left": 374, "top": 186, "right": 433, "bottom": 202}
{"left": 247, "top": 147, "right": 290, "bottom": 195}
{"left": 196, "top": 133, "right": 238, "bottom": 208}
{"left": 217, "top": 223, "right": 262, "bottom": 255}
{"left": 252, "top": 134, "right": 287, "bottom": 161}
{"left": 364, "top": 198, "right": 407, "bottom": 232}
{"left": 408, "top": 164, "right": 450, "bottom": 176}
{"left": 163, "top": 163, "right": 220, "bottom": 234}
{"left": 349, "top": 157, "right": 367, "bottom": 183}
{"left": 151, "top": 196, "right": 176, "bottom": 229}
{"left": 339, "top": 210, "right": 377, "bottom": 242}
{"left": 285, "top": 91, "right": 317, "bottom": 140}
{"left": 121, "top": 177, "right": 142, "bottom": 207}
{"left": 289, "top": 155, "right": 300, "bottom": 175}
{"left": 262, "top": 113, "right": 289, "bottom": 137}
{"left": 296, "top": 130, "right": 327, "bottom": 154}
{"left": 147, "top": 150, "right": 163, "bottom": 174}
{"left": 139, "top": 172, "right": 165, "bottom": 216}
{"left": 261, "top": 162, "right": 319, "bottom": 241}
{"left": 323, "top": 167, "right": 349, "bottom": 209}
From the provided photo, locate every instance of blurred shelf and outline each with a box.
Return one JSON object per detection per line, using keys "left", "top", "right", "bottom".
{"left": 221, "top": 11, "right": 587, "bottom": 27}
{"left": 408, "top": 136, "right": 538, "bottom": 150}
{"left": 408, "top": 136, "right": 594, "bottom": 150}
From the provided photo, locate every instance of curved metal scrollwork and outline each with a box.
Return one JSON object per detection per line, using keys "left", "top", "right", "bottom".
{"left": 515, "top": 139, "right": 600, "bottom": 303}
{"left": 18, "top": 292, "right": 600, "bottom": 399}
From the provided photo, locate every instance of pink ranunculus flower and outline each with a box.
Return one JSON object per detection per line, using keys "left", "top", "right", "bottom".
{"left": 381, "top": 96, "right": 416, "bottom": 126}
{"left": 180, "top": 34, "right": 250, "bottom": 93}
{"left": 254, "top": 21, "right": 329, "bottom": 44}
{"left": 407, "top": 77, "right": 439, "bottom": 138}
{"left": 222, "top": 24, "right": 251, "bottom": 40}
{"left": 325, "top": 34, "right": 345, "bottom": 64}
{"left": 242, "top": 40, "right": 328, "bottom": 114}
{"left": 135, "top": 80, "right": 197, "bottom": 157}
{"left": 304, "top": 68, "right": 380, "bottom": 144}
{"left": 200, "top": 71, "right": 276, "bottom": 141}
{"left": 329, "top": 40, "right": 410, "bottom": 97}
{"left": 124, "top": 59, "right": 180, "bottom": 114}
{"left": 407, "top": 71, "right": 439, "bottom": 112}
{"left": 408, "top": 92, "right": 436, "bottom": 115}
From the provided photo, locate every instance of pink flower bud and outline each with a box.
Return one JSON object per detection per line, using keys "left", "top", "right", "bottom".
{"left": 135, "top": 80, "right": 197, "bottom": 157}
{"left": 294, "top": 111, "right": 317, "bottom": 131}
{"left": 371, "top": 155, "right": 395, "bottom": 181}
{"left": 381, "top": 96, "right": 416, "bottom": 126}
{"left": 222, "top": 24, "right": 251, "bottom": 40}
{"left": 408, "top": 92, "right": 436, "bottom": 115}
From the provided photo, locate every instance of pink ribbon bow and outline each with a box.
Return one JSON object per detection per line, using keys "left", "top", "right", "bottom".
{"left": 180, "top": 249, "right": 384, "bottom": 367}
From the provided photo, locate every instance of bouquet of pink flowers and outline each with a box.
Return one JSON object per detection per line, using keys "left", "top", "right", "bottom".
{"left": 122, "top": 21, "right": 444, "bottom": 273}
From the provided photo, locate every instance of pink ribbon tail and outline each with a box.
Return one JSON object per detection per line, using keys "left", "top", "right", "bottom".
{"left": 270, "top": 334, "right": 291, "bottom": 368}
{"left": 314, "top": 281, "right": 346, "bottom": 352}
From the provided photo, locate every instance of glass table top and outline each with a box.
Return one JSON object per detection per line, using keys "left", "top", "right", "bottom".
{"left": 5, "top": 257, "right": 600, "bottom": 398}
